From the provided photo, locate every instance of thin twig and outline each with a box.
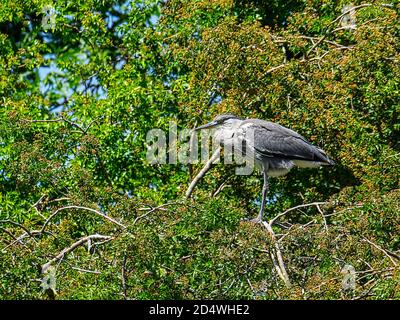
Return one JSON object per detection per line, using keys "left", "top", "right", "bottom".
{"left": 31, "top": 195, "right": 47, "bottom": 219}
{"left": 306, "top": 4, "right": 367, "bottom": 57}
{"left": 41, "top": 205, "right": 126, "bottom": 232}
{"left": 134, "top": 202, "right": 178, "bottom": 224}
{"left": 0, "top": 220, "right": 32, "bottom": 237}
{"left": 0, "top": 227, "right": 18, "bottom": 242}
{"left": 331, "top": 4, "right": 373, "bottom": 26}
{"left": 1, "top": 230, "right": 53, "bottom": 251}
{"left": 71, "top": 267, "right": 101, "bottom": 274}
{"left": 48, "top": 197, "right": 71, "bottom": 204}
{"left": 306, "top": 3, "right": 394, "bottom": 57}
{"left": 121, "top": 253, "right": 128, "bottom": 300}
{"left": 21, "top": 115, "right": 99, "bottom": 135}
{"left": 32, "top": 194, "right": 47, "bottom": 207}
{"left": 21, "top": 118, "right": 63, "bottom": 123}
{"left": 269, "top": 202, "right": 329, "bottom": 226}
{"left": 316, "top": 204, "right": 328, "bottom": 232}
{"left": 60, "top": 115, "right": 86, "bottom": 133}
{"left": 264, "top": 64, "right": 286, "bottom": 75}
{"left": 212, "top": 177, "right": 230, "bottom": 197}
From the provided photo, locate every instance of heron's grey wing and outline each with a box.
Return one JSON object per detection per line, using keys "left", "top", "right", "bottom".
{"left": 243, "top": 120, "right": 331, "bottom": 163}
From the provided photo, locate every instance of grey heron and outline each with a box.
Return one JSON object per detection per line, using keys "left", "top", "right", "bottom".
{"left": 195, "top": 114, "right": 335, "bottom": 223}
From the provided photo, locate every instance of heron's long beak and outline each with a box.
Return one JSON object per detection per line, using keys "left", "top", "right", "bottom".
{"left": 194, "top": 121, "right": 218, "bottom": 131}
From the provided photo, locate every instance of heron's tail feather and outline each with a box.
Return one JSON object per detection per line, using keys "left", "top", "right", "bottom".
{"left": 325, "top": 158, "right": 335, "bottom": 165}
{"left": 315, "top": 147, "right": 335, "bottom": 166}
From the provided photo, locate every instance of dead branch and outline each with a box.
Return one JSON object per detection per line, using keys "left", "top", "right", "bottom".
{"left": 121, "top": 253, "right": 128, "bottom": 299}
{"left": 71, "top": 267, "right": 101, "bottom": 274}
{"left": 41, "top": 234, "right": 112, "bottom": 274}
{"left": 324, "top": 203, "right": 363, "bottom": 217}
{"left": 261, "top": 221, "right": 291, "bottom": 288}
{"left": 60, "top": 115, "right": 86, "bottom": 133}
{"left": 264, "top": 45, "right": 351, "bottom": 77}
{"left": 31, "top": 195, "right": 47, "bottom": 219}
{"left": 185, "top": 147, "right": 221, "bottom": 199}
{"left": 299, "top": 36, "right": 354, "bottom": 49}
{"left": 316, "top": 204, "right": 328, "bottom": 232}
{"left": 306, "top": 3, "right": 395, "bottom": 57}
{"left": 41, "top": 205, "right": 126, "bottom": 232}
{"left": 0, "top": 220, "right": 33, "bottom": 237}
{"left": 0, "top": 227, "right": 18, "bottom": 243}
{"left": 212, "top": 177, "right": 230, "bottom": 197}
{"left": 21, "top": 119, "right": 63, "bottom": 124}
{"left": 331, "top": 4, "right": 372, "bottom": 26}
{"left": 21, "top": 115, "right": 98, "bottom": 135}
{"left": 48, "top": 197, "right": 71, "bottom": 204}
{"left": 362, "top": 237, "right": 399, "bottom": 267}
{"left": 134, "top": 202, "right": 179, "bottom": 224}
{"left": 277, "top": 220, "right": 315, "bottom": 243}
{"left": 264, "top": 64, "right": 287, "bottom": 75}
{"left": 2, "top": 230, "right": 48, "bottom": 251}
{"left": 269, "top": 202, "right": 329, "bottom": 226}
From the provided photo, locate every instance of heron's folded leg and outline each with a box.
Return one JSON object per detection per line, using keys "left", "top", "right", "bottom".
{"left": 250, "top": 171, "right": 269, "bottom": 224}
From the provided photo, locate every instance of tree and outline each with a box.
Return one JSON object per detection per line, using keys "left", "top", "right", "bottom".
{"left": 0, "top": 0, "right": 399, "bottom": 299}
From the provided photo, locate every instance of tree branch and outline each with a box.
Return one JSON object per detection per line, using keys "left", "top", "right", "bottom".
{"left": 0, "top": 220, "right": 33, "bottom": 237}
{"left": 362, "top": 237, "right": 399, "bottom": 267}
{"left": 269, "top": 202, "right": 329, "bottom": 226}
{"left": 134, "top": 202, "right": 179, "bottom": 224}
{"left": 185, "top": 147, "right": 221, "bottom": 199}
{"left": 261, "top": 221, "right": 291, "bottom": 288}
{"left": 41, "top": 234, "right": 112, "bottom": 274}
{"left": 306, "top": 3, "right": 394, "bottom": 57}
{"left": 41, "top": 205, "right": 126, "bottom": 232}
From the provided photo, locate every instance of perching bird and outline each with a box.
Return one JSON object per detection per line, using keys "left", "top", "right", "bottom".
{"left": 195, "top": 114, "right": 335, "bottom": 223}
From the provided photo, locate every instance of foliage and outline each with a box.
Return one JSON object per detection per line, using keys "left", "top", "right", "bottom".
{"left": 0, "top": 0, "right": 399, "bottom": 299}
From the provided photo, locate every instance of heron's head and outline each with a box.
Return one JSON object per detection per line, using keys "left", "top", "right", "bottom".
{"left": 194, "top": 114, "right": 242, "bottom": 131}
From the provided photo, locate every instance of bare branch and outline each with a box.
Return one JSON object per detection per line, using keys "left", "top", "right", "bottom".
{"left": 264, "top": 45, "right": 350, "bottom": 77}
{"left": 264, "top": 63, "right": 287, "bottom": 75}
{"left": 21, "top": 115, "right": 100, "bottom": 135}
{"left": 212, "top": 177, "right": 230, "bottom": 197}
{"left": 0, "top": 227, "right": 18, "bottom": 242}
{"left": 71, "top": 267, "right": 101, "bottom": 274}
{"left": 32, "top": 194, "right": 47, "bottom": 207}
{"left": 269, "top": 202, "right": 329, "bottom": 226}
{"left": 306, "top": 3, "right": 395, "bottom": 57}
{"left": 59, "top": 115, "right": 86, "bottom": 133}
{"left": 31, "top": 195, "right": 47, "bottom": 219}
{"left": 134, "top": 202, "right": 179, "bottom": 224}
{"left": 331, "top": 4, "right": 372, "bottom": 26}
{"left": 316, "top": 204, "right": 328, "bottom": 232}
{"left": 41, "top": 234, "right": 112, "bottom": 274}
{"left": 0, "top": 220, "right": 33, "bottom": 237}
{"left": 1, "top": 230, "right": 52, "bottom": 251}
{"left": 362, "top": 237, "right": 399, "bottom": 267}
{"left": 121, "top": 253, "right": 128, "bottom": 299}
{"left": 48, "top": 197, "right": 71, "bottom": 204}
{"left": 185, "top": 147, "right": 221, "bottom": 199}
{"left": 21, "top": 118, "right": 63, "bottom": 124}
{"left": 261, "top": 221, "right": 291, "bottom": 287}
{"left": 299, "top": 36, "right": 354, "bottom": 49}
{"left": 41, "top": 205, "right": 126, "bottom": 232}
